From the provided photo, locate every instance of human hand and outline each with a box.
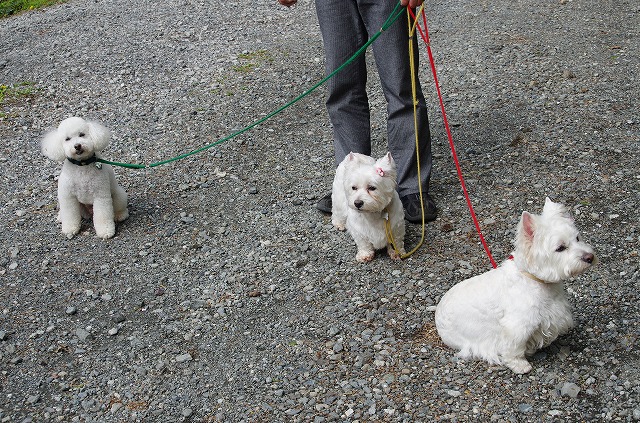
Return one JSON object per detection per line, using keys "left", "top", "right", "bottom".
{"left": 278, "top": 0, "right": 297, "bottom": 6}
{"left": 400, "top": 0, "right": 424, "bottom": 7}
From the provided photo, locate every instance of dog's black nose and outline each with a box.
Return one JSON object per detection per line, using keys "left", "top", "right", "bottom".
{"left": 582, "top": 253, "right": 594, "bottom": 264}
{"left": 354, "top": 200, "right": 364, "bottom": 209}
{"left": 74, "top": 144, "right": 83, "bottom": 152}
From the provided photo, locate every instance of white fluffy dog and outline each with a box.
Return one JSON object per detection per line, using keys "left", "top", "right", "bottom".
{"left": 332, "top": 152, "right": 405, "bottom": 262}
{"left": 435, "top": 198, "right": 596, "bottom": 373}
{"left": 42, "top": 117, "right": 129, "bottom": 239}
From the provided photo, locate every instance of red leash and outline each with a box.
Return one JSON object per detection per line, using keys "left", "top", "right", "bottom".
{"left": 409, "top": 7, "right": 497, "bottom": 269}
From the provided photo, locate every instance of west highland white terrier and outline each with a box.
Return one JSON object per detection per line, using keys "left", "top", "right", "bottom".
{"left": 332, "top": 152, "right": 405, "bottom": 262}
{"left": 42, "top": 117, "right": 129, "bottom": 239}
{"left": 435, "top": 198, "right": 596, "bottom": 373}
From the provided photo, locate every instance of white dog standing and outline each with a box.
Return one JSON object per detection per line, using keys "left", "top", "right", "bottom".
{"left": 42, "top": 117, "right": 128, "bottom": 239}
{"left": 435, "top": 198, "right": 596, "bottom": 373}
{"left": 332, "top": 152, "right": 405, "bottom": 262}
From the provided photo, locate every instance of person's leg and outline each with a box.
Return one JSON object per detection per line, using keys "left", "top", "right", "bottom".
{"left": 315, "top": 0, "right": 372, "bottom": 165}
{"left": 359, "top": 1, "right": 436, "bottom": 221}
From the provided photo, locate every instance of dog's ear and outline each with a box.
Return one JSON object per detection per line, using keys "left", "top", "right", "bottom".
{"left": 516, "top": 211, "right": 536, "bottom": 254}
{"left": 41, "top": 129, "right": 66, "bottom": 162}
{"left": 375, "top": 152, "right": 397, "bottom": 178}
{"left": 542, "top": 197, "right": 572, "bottom": 220}
{"left": 87, "top": 121, "right": 112, "bottom": 152}
{"left": 521, "top": 211, "right": 535, "bottom": 241}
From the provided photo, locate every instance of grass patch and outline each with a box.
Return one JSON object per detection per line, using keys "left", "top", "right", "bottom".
{"left": 0, "top": 0, "right": 65, "bottom": 18}
{"left": 0, "top": 82, "right": 35, "bottom": 104}
{"left": 233, "top": 49, "right": 274, "bottom": 74}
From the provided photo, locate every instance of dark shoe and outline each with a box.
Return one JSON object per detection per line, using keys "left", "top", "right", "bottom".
{"left": 316, "top": 192, "right": 332, "bottom": 213}
{"left": 400, "top": 193, "right": 437, "bottom": 223}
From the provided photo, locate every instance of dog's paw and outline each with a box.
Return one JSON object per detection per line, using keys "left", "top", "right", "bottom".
{"left": 505, "top": 358, "right": 532, "bottom": 374}
{"left": 332, "top": 220, "right": 346, "bottom": 231}
{"left": 356, "top": 250, "right": 375, "bottom": 263}
{"left": 61, "top": 223, "right": 81, "bottom": 238}
{"left": 115, "top": 209, "right": 129, "bottom": 222}
{"left": 95, "top": 223, "right": 116, "bottom": 239}
{"left": 387, "top": 245, "right": 405, "bottom": 260}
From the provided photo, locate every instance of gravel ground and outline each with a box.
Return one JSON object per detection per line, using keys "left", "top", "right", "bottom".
{"left": 1, "top": 0, "right": 638, "bottom": 421}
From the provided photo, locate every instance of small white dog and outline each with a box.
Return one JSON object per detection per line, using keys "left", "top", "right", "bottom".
{"left": 42, "top": 117, "right": 129, "bottom": 239}
{"left": 435, "top": 198, "right": 596, "bottom": 373}
{"left": 331, "top": 152, "right": 405, "bottom": 262}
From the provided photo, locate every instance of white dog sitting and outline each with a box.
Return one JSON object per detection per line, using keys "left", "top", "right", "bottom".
{"left": 331, "top": 152, "right": 405, "bottom": 262}
{"left": 42, "top": 117, "right": 129, "bottom": 239}
{"left": 435, "top": 198, "right": 596, "bottom": 373}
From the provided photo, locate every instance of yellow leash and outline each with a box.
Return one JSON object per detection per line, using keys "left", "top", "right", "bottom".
{"left": 385, "top": 4, "right": 428, "bottom": 259}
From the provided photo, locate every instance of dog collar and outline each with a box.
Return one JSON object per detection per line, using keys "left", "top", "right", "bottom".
{"left": 508, "top": 255, "right": 547, "bottom": 284}
{"left": 520, "top": 271, "right": 547, "bottom": 284}
{"left": 67, "top": 155, "right": 98, "bottom": 167}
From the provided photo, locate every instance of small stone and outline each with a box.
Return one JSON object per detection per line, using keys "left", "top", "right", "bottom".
{"left": 560, "top": 382, "right": 580, "bottom": 398}
{"left": 518, "top": 403, "right": 533, "bottom": 413}
{"left": 108, "top": 327, "right": 119, "bottom": 336}
{"left": 112, "top": 312, "right": 126, "bottom": 323}
{"left": 182, "top": 408, "right": 193, "bottom": 417}
{"left": 248, "top": 186, "right": 258, "bottom": 194}
{"left": 0, "top": 330, "right": 6, "bottom": 341}
{"left": 76, "top": 328, "right": 91, "bottom": 342}
{"left": 65, "top": 306, "right": 77, "bottom": 315}
{"left": 27, "top": 394, "right": 40, "bottom": 404}
{"left": 176, "top": 353, "right": 192, "bottom": 363}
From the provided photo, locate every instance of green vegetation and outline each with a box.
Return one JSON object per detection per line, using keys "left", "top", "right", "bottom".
{"left": 0, "top": 0, "right": 64, "bottom": 18}
{"left": 0, "top": 82, "right": 35, "bottom": 104}
{"left": 233, "top": 49, "right": 274, "bottom": 73}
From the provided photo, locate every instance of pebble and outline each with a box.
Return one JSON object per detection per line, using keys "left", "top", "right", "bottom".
{"left": 560, "top": 382, "right": 581, "bottom": 398}
{"left": 176, "top": 353, "right": 193, "bottom": 363}
{"left": 76, "top": 328, "right": 91, "bottom": 342}
{"left": 518, "top": 403, "right": 533, "bottom": 413}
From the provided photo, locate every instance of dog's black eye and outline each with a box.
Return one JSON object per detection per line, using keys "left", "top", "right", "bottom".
{"left": 556, "top": 245, "right": 567, "bottom": 252}
{"left": 352, "top": 186, "right": 357, "bottom": 191}
{"left": 576, "top": 236, "right": 580, "bottom": 242}
{"left": 65, "top": 137, "right": 71, "bottom": 141}
{"left": 79, "top": 133, "right": 85, "bottom": 137}
{"left": 368, "top": 186, "right": 376, "bottom": 191}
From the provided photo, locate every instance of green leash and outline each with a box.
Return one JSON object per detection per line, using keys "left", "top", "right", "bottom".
{"left": 98, "top": 2, "right": 405, "bottom": 170}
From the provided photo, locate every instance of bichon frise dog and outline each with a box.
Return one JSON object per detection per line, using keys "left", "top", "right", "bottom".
{"left": 332, "top": 152, "right": 405, "bottom": 262}
{"left": 435, "top": 198, "right": 596, "bottom": 373}
{"left": 42, "top": 117, "right": 128, "bottom": 239}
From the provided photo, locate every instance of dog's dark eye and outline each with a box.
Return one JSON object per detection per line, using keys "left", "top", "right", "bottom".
{"left": 576, "top": 236, "right": 580, "bottom": 242}
{"left": 352, "top": 186, "right": 357, "bottom": 191}
{"left": 79, "top": 133, "right": 85, "bottom": 137}
{"left": 556, "top": 245, "right": 567, "bottom": 252}
{"left": 65, "top": 137, "right": 71, "bottom": 141}
{"left": 368, "top": 186, "right": 376, "bottom": 191}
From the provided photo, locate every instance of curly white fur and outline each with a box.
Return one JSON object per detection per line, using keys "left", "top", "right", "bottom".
{"left": 435, "top": 198, "right": 597, "bottom": 373}
{"left": 331, "top": 152, "right": 405, "bottom": 262}
{"left": 42, "top": 117, "right": 128, "bottom": 239}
